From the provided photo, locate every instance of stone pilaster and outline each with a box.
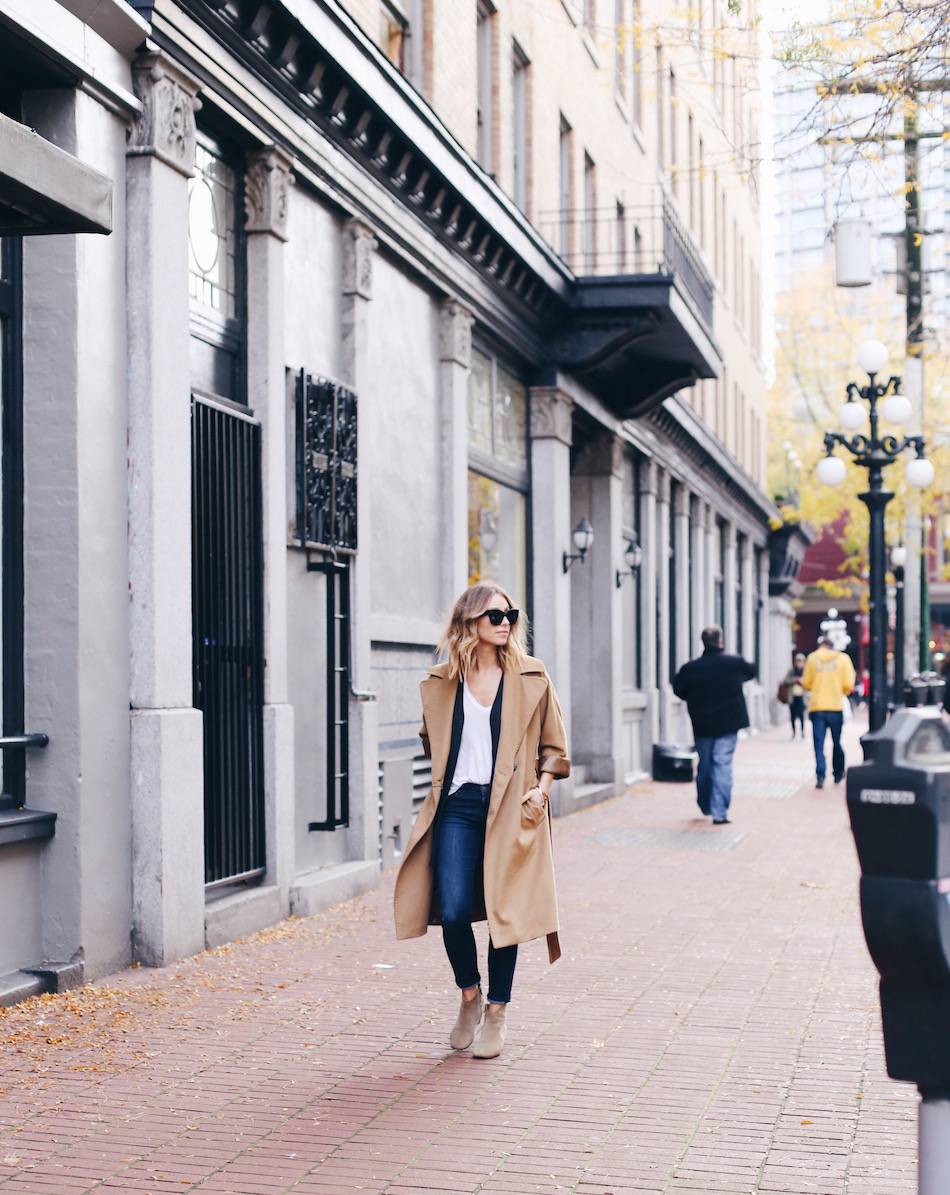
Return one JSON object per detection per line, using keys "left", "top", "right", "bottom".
{"left": 126, "top": 50, "right": 205, "bottom": 965}
{"left": 656, "top": 470, "right": 671, "bottom": 698}
{"left": 341, "top": 217, "right": 381, "bottom": 867}
{"left": 245, "top": 145, "right": 295, "bottom": 907}
{"left": 638, "top": 459, "right": 660, "bottom": 747}
{"left": 440, "top": 300, "right": 475, "bottom": 608}
{"left": 690, "top": 495, "right": 706, "bottom": 656}
{"left": 674, "top": 485, "right": 691, "bottom": 673}
{"left": 723, "top": 522, "right": 739, "bottom": 650}
{"left": 530, "top": 386, "right": 573, "bottom": 710}
{"left": 571, "top": 432, "right": 624, "bottom": 790}
{"left": 703, "top": 501, "right": 717, "bottom": 626}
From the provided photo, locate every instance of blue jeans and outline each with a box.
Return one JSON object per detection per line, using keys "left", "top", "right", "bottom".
{"left": 811, "top": 711, "right": 845, "bottom": 782}
{"left": 434, "top": 782, "right": 518, "bottom": 1004}
{"left": 695, "top": 734, "right": 737, "bottom": 821}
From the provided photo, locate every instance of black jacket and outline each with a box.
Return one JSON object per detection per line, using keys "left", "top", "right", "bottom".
{"left": 672, "top": 647, "right": 756, "bottom": 739}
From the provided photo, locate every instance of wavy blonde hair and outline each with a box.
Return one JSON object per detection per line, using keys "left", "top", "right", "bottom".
{"left": 440, "top": 582, "right": 529, "bottom": 679}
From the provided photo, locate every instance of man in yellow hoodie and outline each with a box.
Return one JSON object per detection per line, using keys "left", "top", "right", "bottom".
{"left": 802, "top": 636, "right": 856, "bottom": 788}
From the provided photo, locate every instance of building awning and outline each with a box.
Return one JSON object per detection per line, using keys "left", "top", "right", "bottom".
{"left": 545, "top": 273, "right": 722, "bottom": 418}
{"left": 0, "top": 113, "right": 113, "bottom": 235}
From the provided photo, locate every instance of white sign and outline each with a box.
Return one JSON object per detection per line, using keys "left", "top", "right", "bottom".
{"left": 859, "top": 789, "right": 916, "bottom": 806}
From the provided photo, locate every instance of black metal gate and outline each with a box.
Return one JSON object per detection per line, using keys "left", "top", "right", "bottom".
{"left": 192, "top": 397, "right": 266, "bottom": 888}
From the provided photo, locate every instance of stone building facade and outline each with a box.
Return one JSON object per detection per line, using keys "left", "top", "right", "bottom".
{"left": 0, "top": 0, "right": 789, "bottom": 996}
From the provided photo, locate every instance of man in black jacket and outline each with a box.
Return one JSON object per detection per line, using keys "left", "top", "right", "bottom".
{"left": 672, "top": 625, "right": 757, "bottom": 824}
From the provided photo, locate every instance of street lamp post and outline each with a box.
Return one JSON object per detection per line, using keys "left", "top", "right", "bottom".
{"left": 891, "top": 542, "right": 908, "bottom": 703}
{"left": 817, "top": 339, "right": 934, "bottom": 733}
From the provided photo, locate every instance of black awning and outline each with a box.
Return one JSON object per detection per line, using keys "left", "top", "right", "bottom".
{"left": 0, "top": 113, "right": 113, "bottom": 236}
{"left": 544, "top": 273, "right": 723, "bottom": 419}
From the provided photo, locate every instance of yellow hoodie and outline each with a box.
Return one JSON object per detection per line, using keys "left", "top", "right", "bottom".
{"left": 802, "top": 647, "right": 856, "bottom": 712}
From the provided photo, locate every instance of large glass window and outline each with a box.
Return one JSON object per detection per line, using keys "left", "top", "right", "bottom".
{"left": 512, "top": 42, "right": 529, "bottom": 212}
{"left": 467, "top": 346, "right": 528, "bottom": 610}
{"left": 736, "top": 531, "right": 746, "bottom": 655}
{"left": 669, "top": 480, "right": 679, "bottom": 679}
{"left": 714, "top": 519, "right": 725, "bottom": 630}
{"left": 621, "top": 451, "right": 642, "bottom": 690}
{"left": 476, "top": 1, "right": 495, "bottom": 172}
{"left": 188, "top": 129, "right": 246, "bottom": 404}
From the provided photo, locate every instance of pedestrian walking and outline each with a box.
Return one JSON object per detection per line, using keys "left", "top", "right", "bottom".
{"left": 781, "top": 652, "right": 808, "bottom": 739}
{"left": 801, "top": 636, "right": 856, "bottom": 788}
{"left": 672, "top": 625, "right": 756, "bottom": 825}
{"left": 394, "top": 582, "right": 570, "bottom": 1059}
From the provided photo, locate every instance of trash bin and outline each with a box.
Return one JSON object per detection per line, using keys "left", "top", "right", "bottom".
{"left": 845, "top": 673, "right": 950, "bottom": 1194}
{"left": 651, "top": 742, "right": 695, "bottom": 783}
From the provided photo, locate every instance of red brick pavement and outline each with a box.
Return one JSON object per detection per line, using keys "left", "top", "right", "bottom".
{"left": 0, "top": 721, "right": 917, "bottom": 1194}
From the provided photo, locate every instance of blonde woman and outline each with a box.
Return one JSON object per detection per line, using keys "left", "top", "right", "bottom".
{"left": 394, "top": 582, "right": 570, "bottom": 1059}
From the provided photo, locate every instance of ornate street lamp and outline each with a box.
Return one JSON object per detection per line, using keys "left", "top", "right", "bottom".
{"left": 563, "top": 517, "right": 595, "bottom": 573}
{"left": 817, "top": 339, "right": 934, "bottom": 732}
{"left": 615, "top": 533, "right": 643, "bottom": 588}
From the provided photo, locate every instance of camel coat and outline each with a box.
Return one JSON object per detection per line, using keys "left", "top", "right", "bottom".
{"left": 393, "top": 656, "right": 571, "bottom": 964}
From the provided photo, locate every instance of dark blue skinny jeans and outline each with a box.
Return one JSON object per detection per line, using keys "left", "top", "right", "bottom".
{"left": 434, "top": 781, "right": 517, "bottom": 1004}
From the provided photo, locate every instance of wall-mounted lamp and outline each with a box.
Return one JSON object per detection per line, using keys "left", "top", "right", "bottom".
{"left": 615, "top": 533, "right": 643, "bottom": 588}
{"left": 563, "top": 518, "right": 594, "bottom": 573}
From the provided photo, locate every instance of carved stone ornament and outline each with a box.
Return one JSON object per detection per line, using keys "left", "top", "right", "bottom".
{"left": 128, "top": 52, "right": 202, "bottom": 177}
{"left": 342, "top": 218, "right": 378, "bottom": 299}
{"left": 529, "top": 388, "right": 573, "bottom": 446}
{"left": 576, "top": 431, "right": 624, "bottom": 478}
{"left": 244, "top": 147, "right": 294, "bottom": 240}
{"left": 438, "top": 300, "right": 474, "bottom": 366}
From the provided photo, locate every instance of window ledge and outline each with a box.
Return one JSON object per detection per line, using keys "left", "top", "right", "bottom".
{"left": 0, "top": 807, "right": 57, "bottom": 847}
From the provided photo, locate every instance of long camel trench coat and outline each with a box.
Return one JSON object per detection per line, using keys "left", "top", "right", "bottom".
{"left": 393, "top": 656, "right": 571, "bottom": 964}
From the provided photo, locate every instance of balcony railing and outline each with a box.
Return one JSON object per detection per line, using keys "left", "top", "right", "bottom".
{"left": 538, "top": 196, "right": 715, "bottom": 327}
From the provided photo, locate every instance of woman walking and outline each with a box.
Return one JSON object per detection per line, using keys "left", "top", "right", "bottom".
{"left": 394, "top": 582, "right": 570, "bottom": 1059}
{"left": 783, "top": 652, "right": 807, "bottom": 739}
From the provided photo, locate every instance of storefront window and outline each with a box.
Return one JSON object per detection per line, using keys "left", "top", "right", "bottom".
{"left": 468, "top": 472, "right": 526, "bottom": 608}
{"left": 466, "top": 345, "right": 528, "bottom": 610}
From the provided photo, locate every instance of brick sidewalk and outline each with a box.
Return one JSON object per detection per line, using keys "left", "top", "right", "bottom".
{"left": 0, "top": 722, "right": 917, "bottom": 1194}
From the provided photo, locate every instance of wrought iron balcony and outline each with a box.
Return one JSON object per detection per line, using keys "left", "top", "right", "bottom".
{"left": 537, "top": 195, "right": 721, "bottom": 416}
{"left": 538, "top": 197, "right": 715, "bottom": 326}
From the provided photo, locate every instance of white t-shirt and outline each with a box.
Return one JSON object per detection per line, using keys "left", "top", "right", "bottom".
{"left": 449, "top": 681, "right": 495, "bottom": 793}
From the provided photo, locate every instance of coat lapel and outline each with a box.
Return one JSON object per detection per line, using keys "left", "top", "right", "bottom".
{"left": 420, "top": 669, "right": 457, "bottom": 786}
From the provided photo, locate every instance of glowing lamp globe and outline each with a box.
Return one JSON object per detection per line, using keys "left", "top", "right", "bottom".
{"left": 838, "top": 400, "right": 865, "bottom": 430}
{"left": 857, "top": 338, "right": 889, "bottom": 376}
{"left": 882, "top": 392, "right": 912, "bottom": 425}
{"left": 816, "top": 455, "right": 847, "bottom": 486}
{"left": 890, "top": 543, "right": 908, "bottom": 568}
{"left": 906, "top": 457, "right": 935, "bottom": 489}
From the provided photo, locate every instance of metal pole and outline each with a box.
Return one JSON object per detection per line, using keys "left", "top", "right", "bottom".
{"left": 920, "top": 522, "right": 931, "bottom": 671}
{"left": 894, "top": 564, "right": 905, "bottom": 701}
{"left": 919, "top": 1089, "right": 950, "bottom": 1195}
{"left": 860, "top": 384, "right": 894, "bottom": 733}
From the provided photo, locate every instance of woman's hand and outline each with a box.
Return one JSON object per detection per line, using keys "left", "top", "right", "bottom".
{"left": 524, "top": 784, "right": 548, "bottom": 807}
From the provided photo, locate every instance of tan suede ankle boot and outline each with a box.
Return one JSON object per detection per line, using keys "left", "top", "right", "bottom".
{"left": 472, "top": 1004, "right": 507, "bottom": 1058}
{"left": 449, "top": 989, "right": 483, "bottom": 1050}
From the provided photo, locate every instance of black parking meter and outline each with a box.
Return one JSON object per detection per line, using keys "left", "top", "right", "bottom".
{"left": 846, "top": 679, "right": 950, "bottom": 1192}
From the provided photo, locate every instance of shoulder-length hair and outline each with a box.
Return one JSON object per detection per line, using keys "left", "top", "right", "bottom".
{"left": 439, "top": 581, "right": 529, "bottom": 679}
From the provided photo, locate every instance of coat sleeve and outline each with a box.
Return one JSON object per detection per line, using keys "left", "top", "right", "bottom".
{"left": 740, "top": 657, "right": 757, "bottom": 681}
{"left": 672, "top": 664, "right": 688, "bottom": 701}
{"left": 537, "top": 674, "right": 571, "bottom": 779}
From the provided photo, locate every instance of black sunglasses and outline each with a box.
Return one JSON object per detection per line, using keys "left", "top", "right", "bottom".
{"left": 480, "top": 607, "right": 519, "bottom": 627}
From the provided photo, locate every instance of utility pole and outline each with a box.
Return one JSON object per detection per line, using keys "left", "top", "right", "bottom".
{"left": 903, "top": 104, "right": 929, "bottom": 674}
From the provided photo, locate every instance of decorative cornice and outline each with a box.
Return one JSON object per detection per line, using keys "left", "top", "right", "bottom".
{"left": 178, "top": 0, "right": 564, "bottom": 322}
{"left": 245, "top": 146, "right": 294, "bottom": 240}
{"left": 529, "top": 388, "right": 573, "bottom": 446}
{"left": 342, "top": 218, "right": 377, "bottom": 299}
{"left": 127, "top": 51, "right": 202, "bottom": 177}
{"left": 439, "top": 300, "right": 474, "bottom": 366}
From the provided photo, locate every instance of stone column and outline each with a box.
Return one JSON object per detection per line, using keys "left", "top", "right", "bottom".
{"left": 656, "top": 470, "right": 672, "bottom": 740}
{"left": 530, "top": 387, "right": 573, "bottom": 705}
{"left": 703, "top": 501, "right": 716, "bottom": 625}
{"left": 126, "top": 52, "right": 206, "bottom": 966}
{"left": 571, "top": 432, "right": 624, "bottom": 790}
{"left": 740, "top": 536, "right": 755, "bottom": 661}
{"left": 638, "top": 460, "right": 660, "bottom": 747}
{"left": 439, "top": 300, "right": 475, "bottom": 608}
{"left": 341, "top": 218, "right": 381, "bottom": 866}
{"left": 690, "top": 495, "right": 706, "bottom": 656}
{"left": 245, "top": 146, "right": 296, "bottom": 905}
{"left": 723, "top": 521, "right": 739, "bottom": 650}
{"left": 674, "top": 485, "right": 691, "bottom": 672}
